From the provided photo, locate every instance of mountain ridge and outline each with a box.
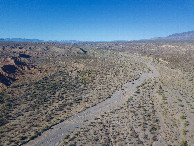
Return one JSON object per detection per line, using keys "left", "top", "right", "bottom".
{"left": 1, "top": 30, "right": 194, "bottom": 42}
{"left": 152, "top": 30, "right": 194, "bottom": 41}
{"left": 0, "top": 38, "right": 44, "bottom": 42}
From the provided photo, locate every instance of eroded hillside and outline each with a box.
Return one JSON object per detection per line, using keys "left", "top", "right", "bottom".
{"left": 0, "top": 42, "right": 148, "bottom": 145}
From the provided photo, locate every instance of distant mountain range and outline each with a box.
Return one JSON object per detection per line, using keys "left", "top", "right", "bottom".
{"left": 0, "top": 38, "right": 44, "bottom": 42}
{"left": 1, "top": 31, "right": 194, "bottom": 42}
{"left": 152, "top": 31, "right": 194, "bottom": 41}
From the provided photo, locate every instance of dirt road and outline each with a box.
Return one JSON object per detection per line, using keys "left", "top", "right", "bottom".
{"left": 26, "top": 53, "right": 159, "bottom": 146}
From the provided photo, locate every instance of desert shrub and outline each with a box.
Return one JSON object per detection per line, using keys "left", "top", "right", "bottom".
{"left": 0, "top": 116, "right": 7, "bottom": 127}
{"left": 162, "top": 94, "right": 166, "bottom": 100}
{"left": 180, "top": 115, "right": 186, "bottom": 120}
{"left": 177, "top": 98, "right": 182, "bottom": 102}
{"left": 0, "top": 95, "right": 4, "bottom": 104}
{"left": 182, "top": 129, "right": 186, "bottom": 136}
{"left": 184, "top": 121, "right": 189, "bottom": 127}
{"left": 19, "top": 136, "right": 27, "bottom": 141}
{"left": 64, "top": 134, "right": 69, "bottom": 139}
{"left": 180, "top": 140, "right": 187, "bottom": 146}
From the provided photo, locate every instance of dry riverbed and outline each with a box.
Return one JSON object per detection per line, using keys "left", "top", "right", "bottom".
{"left": 26, "top": 52, "right": 193, "bottom": 146}
{"left": 25, "top": 53, "right": 159, "bottom": 146}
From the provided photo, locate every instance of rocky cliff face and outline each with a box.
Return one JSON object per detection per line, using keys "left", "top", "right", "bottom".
{"left": 0, "top": 57, "right": 35, "bottom": 88}
{"left": 0, "top": 42, "right": 88, "bottom": 90}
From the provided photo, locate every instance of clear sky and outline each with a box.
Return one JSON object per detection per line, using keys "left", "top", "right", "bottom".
{"left": 0, "top": 0, "right": 194, "bottom": 41}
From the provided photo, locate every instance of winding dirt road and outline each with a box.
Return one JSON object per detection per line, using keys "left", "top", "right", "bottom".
{"left": 26, "top": 53, "right": 159, "bottom": 146}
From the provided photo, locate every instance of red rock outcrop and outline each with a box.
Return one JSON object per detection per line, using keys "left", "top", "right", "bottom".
{"left": 0, "top": 57, "right": 35, "bottom": 87}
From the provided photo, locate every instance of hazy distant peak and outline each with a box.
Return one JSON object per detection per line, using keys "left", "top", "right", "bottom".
{"left": 153, "top": 31, "right": 194, "bottom": 41}
{"left": 0, "top": 38, "right": 44, "bottom": 42}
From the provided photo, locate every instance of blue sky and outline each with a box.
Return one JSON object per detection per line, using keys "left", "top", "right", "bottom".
{"left": 0, "top": 0, "right": 193, "bottom": 41}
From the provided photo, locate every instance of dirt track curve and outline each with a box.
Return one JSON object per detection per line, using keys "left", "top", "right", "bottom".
{"left": 26, "top": 53, "right": 159, "bottom": 146}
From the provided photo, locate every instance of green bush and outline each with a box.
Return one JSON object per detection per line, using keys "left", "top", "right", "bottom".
{"left": 180, "top": 140, "right": 187, "bottom": 146}
{"left": 180, "top": 115, "right": 186, "bottom": 120}
{"left": 182, "top": 129, "right": 186, "bottom": 136}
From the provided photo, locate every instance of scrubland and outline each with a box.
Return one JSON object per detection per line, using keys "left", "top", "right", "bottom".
{"left": 0, "top": 42, "right": 146, "bottom": 145}
{"left": 62, "top": 41, "right": 194, "bottom": 146}
{"left": 0, "top": 41, "right": 193, "bottom": 146}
